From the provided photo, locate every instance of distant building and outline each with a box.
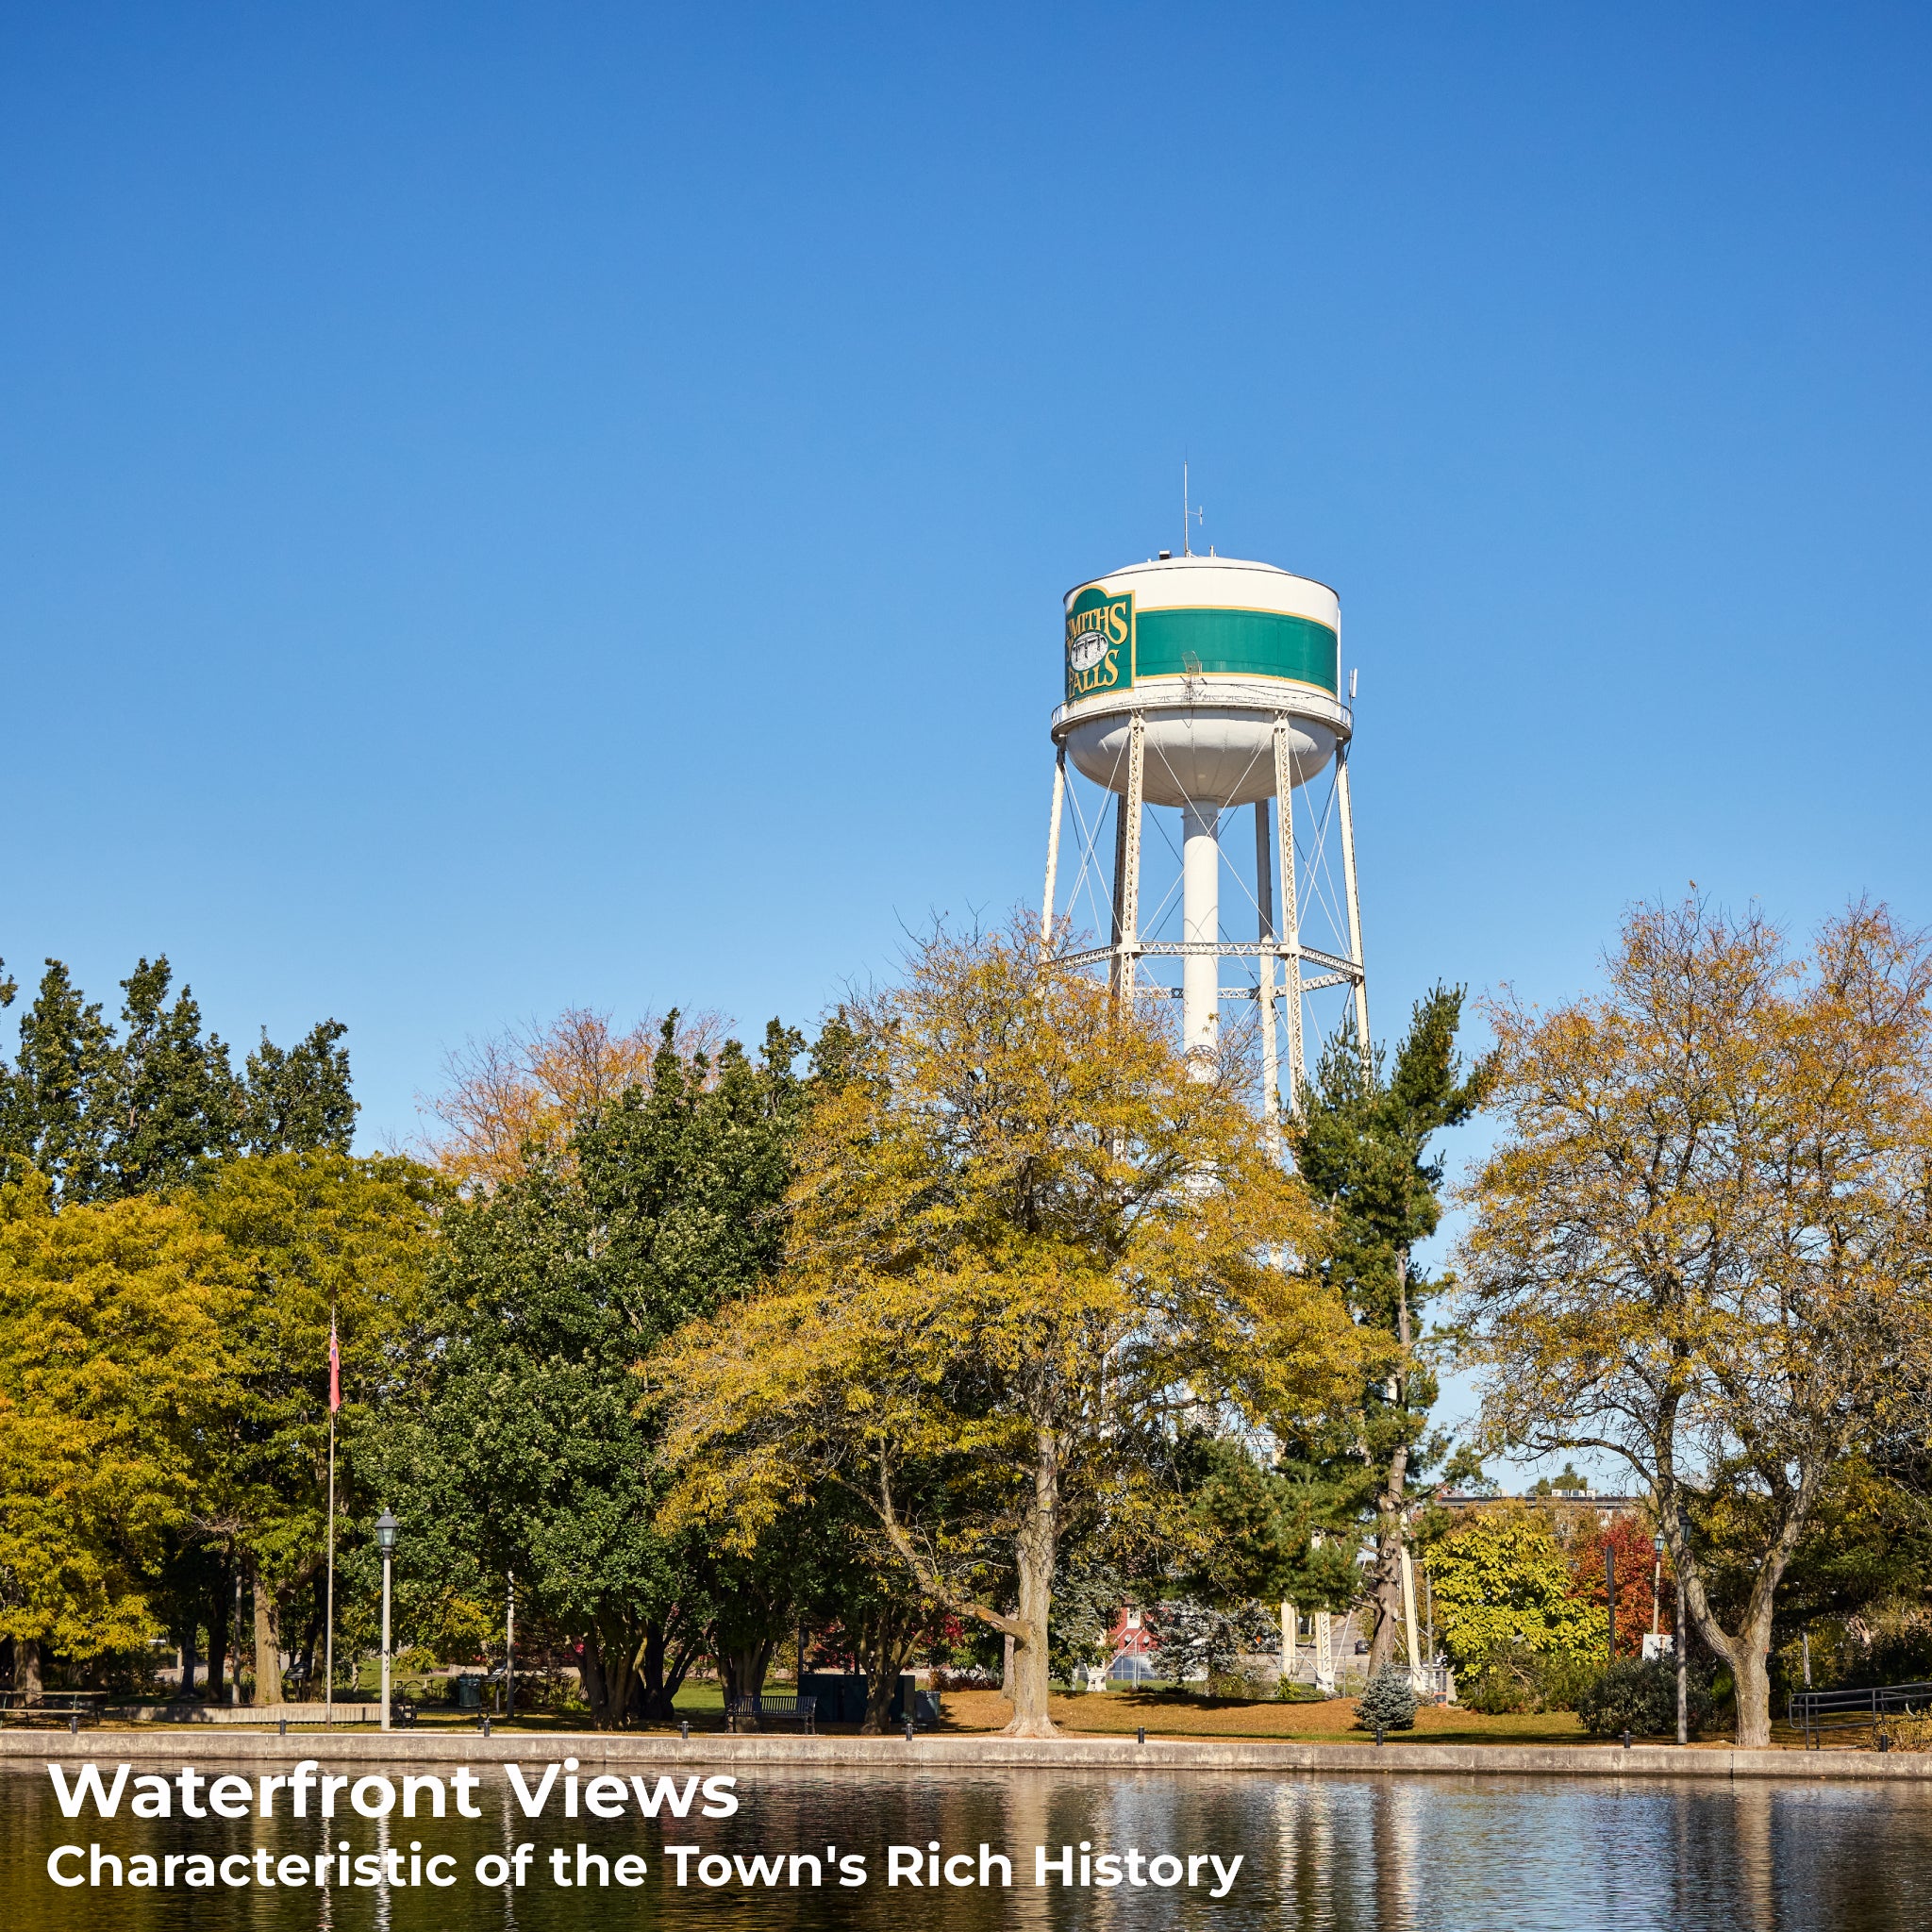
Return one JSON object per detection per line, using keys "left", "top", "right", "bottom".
{"left": 1107, "top": 1605, "right": 1158, "bottom": 1685}
{"left": 1438, "top": 1490, "right": 1647, "bottom": 1531}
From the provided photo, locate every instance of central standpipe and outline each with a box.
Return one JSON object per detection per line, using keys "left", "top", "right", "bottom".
{"left": 1181, "top": 801, "right": 1220, "bottom": 1071}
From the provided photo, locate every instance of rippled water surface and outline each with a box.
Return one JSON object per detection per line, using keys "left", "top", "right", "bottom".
{"left": 4, "top": 1757, "right": 1929, "bottom": 1930}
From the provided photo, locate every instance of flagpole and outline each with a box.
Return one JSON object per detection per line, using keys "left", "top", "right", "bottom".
{"left": 325, "top": 1410, "right": 335, "bottom": 1728}
{"left": 325, "top": 1311, "right": 339, "bottom": 1731}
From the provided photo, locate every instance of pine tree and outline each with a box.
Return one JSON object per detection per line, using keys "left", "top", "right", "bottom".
{"left": 1356, "top": 1662, "right": 1418, "bottom": 1732}
{"left": 1284, "top": 987, "right": 1492, "bottom": 1674}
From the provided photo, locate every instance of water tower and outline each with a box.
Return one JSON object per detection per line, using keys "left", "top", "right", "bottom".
{"left": 1040, "top": 550, "right": 1369, "bottom": 1120}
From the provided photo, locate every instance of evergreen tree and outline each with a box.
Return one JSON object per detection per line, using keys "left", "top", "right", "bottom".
{"left": 4, "top": 961, "right": 116, "bottom": 1198}
{"left": 242, "top": 1021, "right": 356, "bottom": 1156}
{"left": 0, "top": 954, "right": 358, "bottom": 1200}
{"left": 104, "top": 958, "right": 242, "bottom": 1193}
{"left": 392, "top": 1014, "right": 809, "bottom": 1726}
{"left": 1284, "top": 986, "right": 1491, "bottom": 1673}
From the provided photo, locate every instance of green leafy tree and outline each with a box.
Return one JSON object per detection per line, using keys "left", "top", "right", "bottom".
{"left": 657, "top": 924, "right": 1366, "bottom": 1737}
{"left": 241, "top": 1022, "right": 356, "bottom": 1156}
{"left": 195, "top": 1152, "right": 441, "bottom": 1703}
{"left": 102, "top": 959, "right": 241, "bottom": 1194}
{"left": 1424, "top": 1508, "right": 1599, "bottom": 1671}
{"left": 393, "top": 1017, "right": 808, "bottom": 1726}
{"left": 0, "top": 954, "right": 358, "bottom": 1201}
{"left": 1283, "top": 988, "right": 1491, "bottom": 1673}
{"left": 2, "top": 962, "right": 115, "bottom": 1199}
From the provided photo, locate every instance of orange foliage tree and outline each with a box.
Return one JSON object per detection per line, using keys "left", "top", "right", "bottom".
{"left": 422, "top": 1006, "right": 726, "bottom": 1191}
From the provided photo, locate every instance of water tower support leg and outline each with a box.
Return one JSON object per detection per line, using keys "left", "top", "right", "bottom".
{"left": 1254, "top": 802, "right": 1279, "bottom": 1137}
{"left": 1181, "top": 801, "right": 1220, "bottom": 1069}
{"left": 1334, "top": 745, "right": 1372, "bottom": 1074}
{"left": 1273, "top": 720, "right": 1306, "bottom": 1110}
{"left": 1113, "top": 713, "right": 1145, "bottom": 1007}
{"left": 1041, "top": 745, "right": 1066, "bottom": 954}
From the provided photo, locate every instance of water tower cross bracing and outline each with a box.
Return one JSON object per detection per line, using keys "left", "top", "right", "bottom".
{"left": 1040, "top": 551, "right": 1370, "bottom": 1119}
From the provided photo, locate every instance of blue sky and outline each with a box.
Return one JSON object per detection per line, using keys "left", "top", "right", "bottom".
{"left": 4, "top": 6, "right": 1928, "bottom": 1462}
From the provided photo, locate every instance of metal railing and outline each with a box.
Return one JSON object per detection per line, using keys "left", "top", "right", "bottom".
{"left": 1788, "top": 1681, "right": 1932, "bottom": 1749}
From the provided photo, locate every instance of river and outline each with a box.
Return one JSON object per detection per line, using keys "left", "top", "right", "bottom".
{"left": 4, "top": 1758, "right": 1927, "bottom": 1929}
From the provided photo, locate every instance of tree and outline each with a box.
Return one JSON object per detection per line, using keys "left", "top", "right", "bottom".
{"left": 1568, "top": 1514, "right": 1673, "bottom": 1660}
{"left": 399, "top": 1017, "right": 806, "bottom": 1725}
{"left": 656, "top": 923, "right": 1367, "bottom": 1736}
{"left": 195, "top": 1152, "right": 441, "bottom": 1703}
{"left": 1282, "top": 988, "right": 1491, "bottom": 1673}
{"left": 1148, "top": 1600, "right": 1276, "bottom": 1688}
{"left": 425, "top": 1006, "right": 728, "bottom": 1192}
{"left": 0, "top": 954, "right": 358, "bottom": 1202}
{"left": 241, "top": 1023, "right": 356, "bottom": 1156}
{"left": 1457, "top": 899, "right": 1932, "bottom": 1745}
{"left": 1424, "top": 1508, "right": 1599, "bottom": 1671}
{"left": 1, "top": 962, "right": 115, "bottom": 1199}
{"left": 0, "top": 1176, "right": 244, "bottom": 1685}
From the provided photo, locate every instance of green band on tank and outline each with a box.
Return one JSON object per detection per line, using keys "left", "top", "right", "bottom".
{"left": 1133, "top": 608, "right": 1338, "bottom": 693}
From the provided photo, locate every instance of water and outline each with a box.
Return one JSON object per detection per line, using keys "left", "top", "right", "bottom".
{"left": 4, "top": 1758, "right": 1928, "bottom": 1930}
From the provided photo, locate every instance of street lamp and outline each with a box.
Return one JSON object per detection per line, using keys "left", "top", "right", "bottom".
{"left": 1605, "top": 1541, "right": 1616, "bottom": 1666}
{"left": 1652, "top": 1532, "right": 1664, "bottom": 1641}
{"left": 375, "top": 1508, "right": 399, "bottom": 1733}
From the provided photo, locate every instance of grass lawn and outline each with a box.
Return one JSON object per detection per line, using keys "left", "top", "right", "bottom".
{"left": 933, "top": 1687, "right": 1736, "bottom": 1748}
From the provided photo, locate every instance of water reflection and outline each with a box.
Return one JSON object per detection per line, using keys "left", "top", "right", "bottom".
{"left": 4, "top": 1761, "right": 1928, "bottom": 1930}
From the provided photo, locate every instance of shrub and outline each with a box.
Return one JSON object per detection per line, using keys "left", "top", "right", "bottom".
{"left": 1885, "top": 1710, "right": 1932, "bottom": 1753}
{"left": 1460, "top": 1642, "right": 1597, "bottom": 1714}
{"left": 1576, "top": 1657, "right": 1712, "bottom": 1738}
{"left": 1355, "top": 1666, "right": 1417, "bottom": 1732}
{"left": 1149, "top": 1601, "right": 1277, "bottom": 1686}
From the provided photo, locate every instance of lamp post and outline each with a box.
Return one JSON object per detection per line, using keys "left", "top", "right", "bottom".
{"left": 1652, "top": 1532, "right": 1664, "bottom": 1641}
{"left": 375, "top": 1509, "right": 399, "bottom": 1733}
{"left": 1605, "top": 1541, "right": 1616, "bottom": 1667}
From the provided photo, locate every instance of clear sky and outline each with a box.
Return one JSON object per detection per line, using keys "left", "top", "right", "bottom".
{"left": 4, "top": 7, "right": 1928, "bottom": 1466}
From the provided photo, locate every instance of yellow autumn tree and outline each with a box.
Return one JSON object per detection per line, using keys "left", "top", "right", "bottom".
{"left": 0, "top": 1175, "right": 244, "bottom": 1686}
{"left": 1457, "top": 898, "right": 1932, "bottom": 1746}
{"left": 652, "top": 922, "right": 1368, "bottom": 1736}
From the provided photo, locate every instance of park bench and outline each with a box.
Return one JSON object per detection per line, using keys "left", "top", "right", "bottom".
{"left": 726, "top": 1694, "right": 817, "bottom": 1734}
{"left": 0, "top": 1691, "right": 103, "bottom": 1730}
{"left": 1788, "top": 1680, "right": 1932, "bottom": 1748}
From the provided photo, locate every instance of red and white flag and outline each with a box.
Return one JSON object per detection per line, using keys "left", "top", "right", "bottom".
{"left": 328, "top": 1319, "right": 341, "bottom": 1415}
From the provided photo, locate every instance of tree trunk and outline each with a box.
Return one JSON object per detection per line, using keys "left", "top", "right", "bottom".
{"left": 1366, "top": 1256, "right": 1413, "bottom": 1676}
{"left": 720, "top": 1639, "right": 776, "bottom": 1726}
{"left": 205, "top": 1578, "right": 228, "bottom": 1703}
{"left": 179, "top": 1623, "right": 199, "bottom": 1700}
{"left": 639, "top": 1624, "right": 670, "bottom": 1721}
{"left": 12, "top": 1638, "right": 42, "bottom": 1699}
{"left": 858, "top": 1613, "right": 918, "bottom": 1735}
{"left": 252, "top": 1569, "right": 284, "bottom": 1706}
{"left": 640, "top": 1622, "right": 689, "bottom": 1723}
{"left": 1004, "top": 1425, "right": 1059, "bottom": 1737}
{"left": 579, "top": 1631, "right": 614, "bottom": 1728}
{"left": 1728, "top": 1625, "right": 1774, "bottom": 1749}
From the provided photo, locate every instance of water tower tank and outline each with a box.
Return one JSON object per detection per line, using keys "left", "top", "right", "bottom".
{"left": 1059, "top": 555, "right": 1344, "bottom": 808}
{"left": 1043, "top": 550, "right": 1369, "bottom": 1108}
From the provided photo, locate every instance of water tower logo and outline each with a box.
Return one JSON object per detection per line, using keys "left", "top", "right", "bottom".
{"left": 1065, "top": 586, "right": 1133, "bottom": 700}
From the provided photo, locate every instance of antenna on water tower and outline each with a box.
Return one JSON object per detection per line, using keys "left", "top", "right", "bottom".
{"left": 1181, "top": 461, "right": 1203, "bottom": 556}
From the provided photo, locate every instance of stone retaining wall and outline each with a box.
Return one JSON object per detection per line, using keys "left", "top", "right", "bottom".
{"left": 1, "top": 1730, "right": 1924, "bottom": 1780}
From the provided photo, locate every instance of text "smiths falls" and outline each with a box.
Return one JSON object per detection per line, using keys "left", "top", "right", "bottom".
{"left": 1064, "top": 587, "right": 1133, "bottom": 700}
